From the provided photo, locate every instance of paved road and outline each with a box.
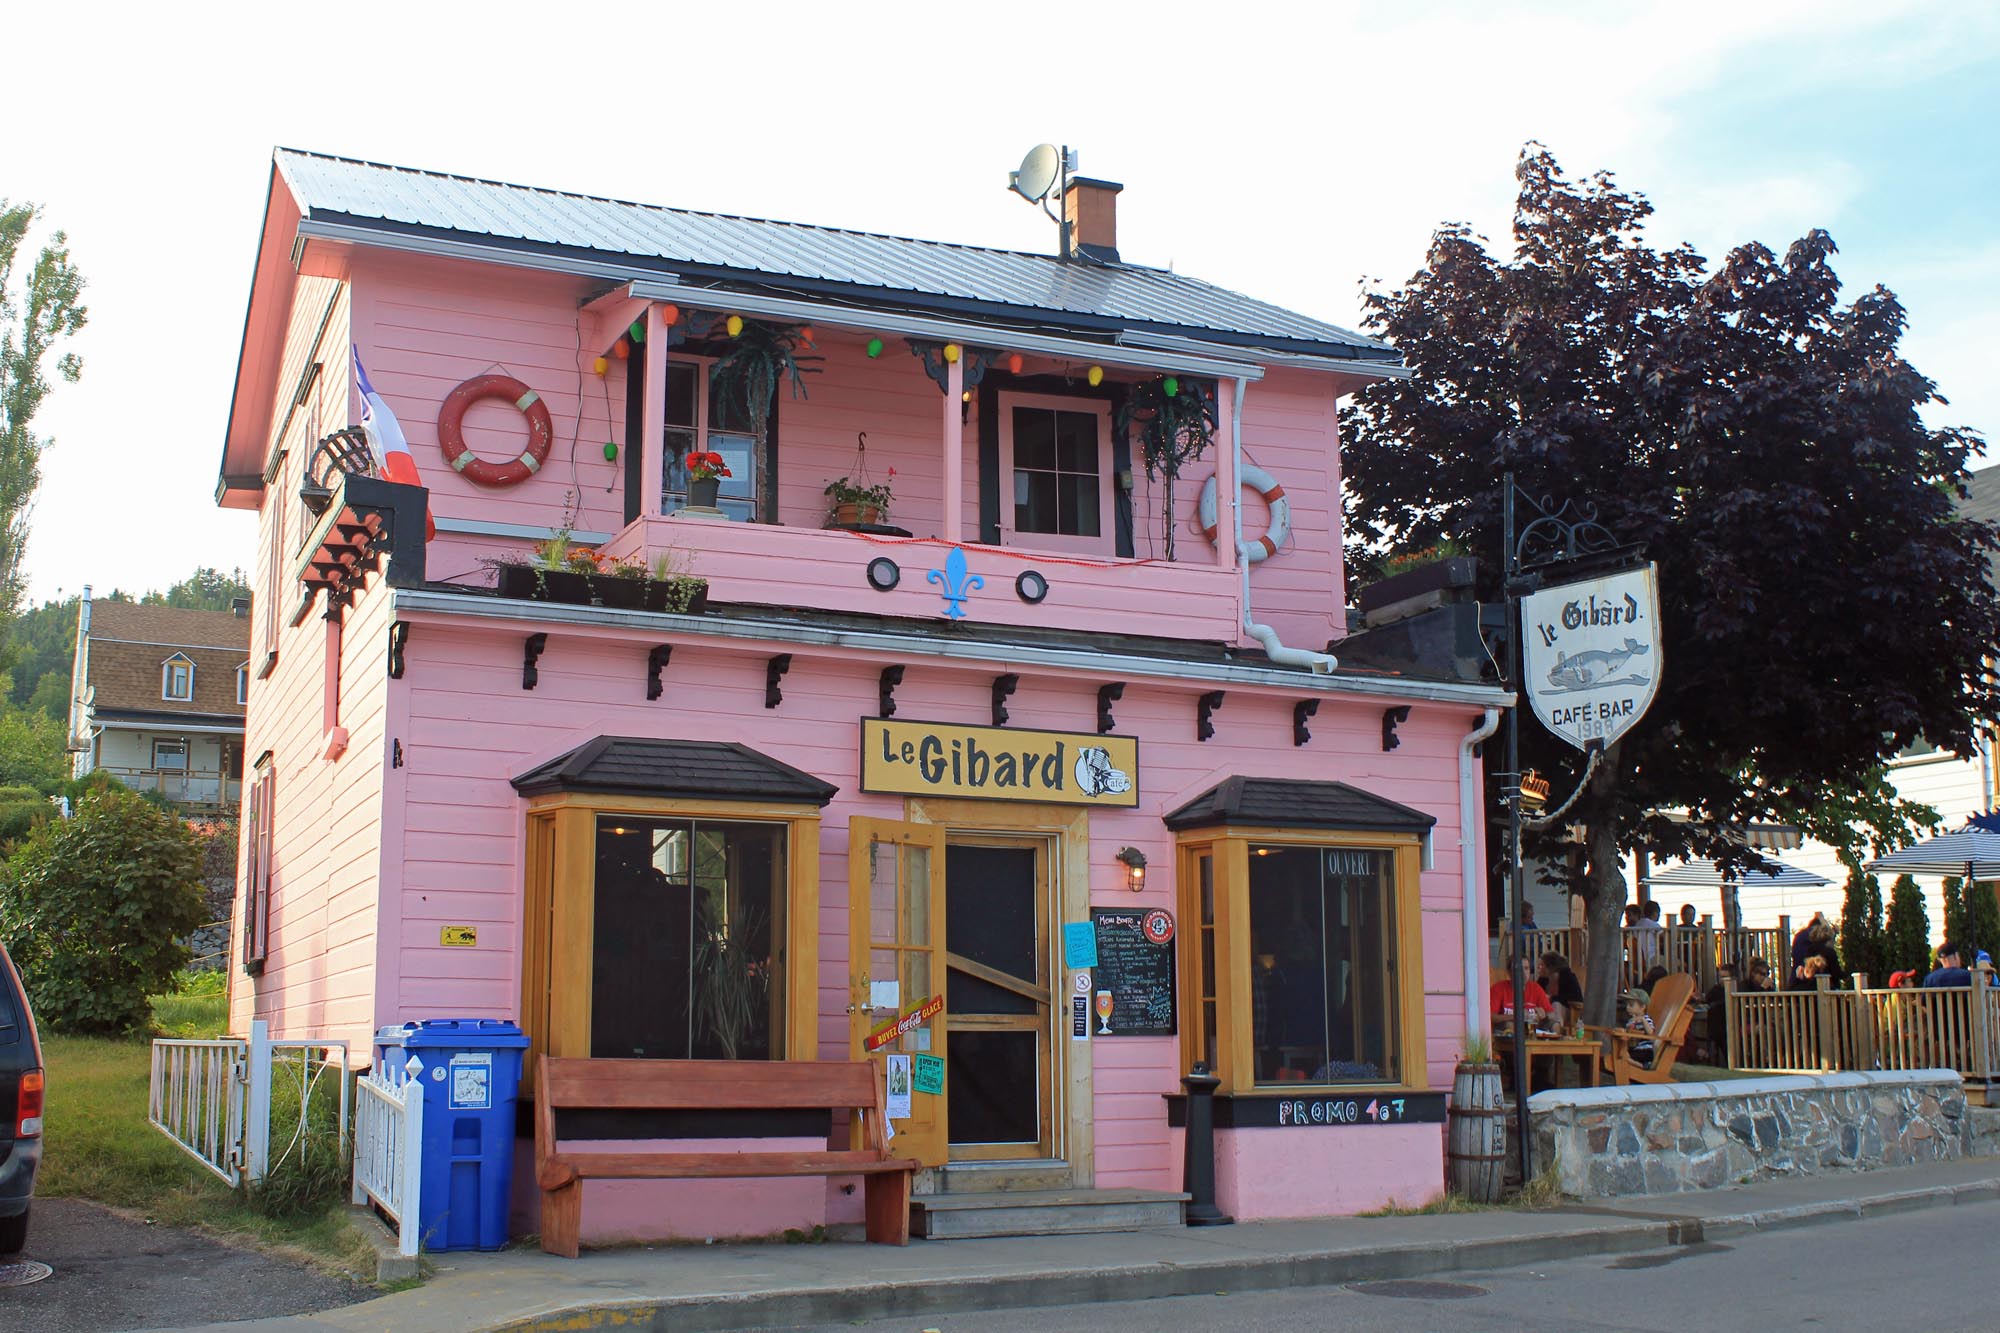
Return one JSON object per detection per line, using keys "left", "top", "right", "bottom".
{"left": 781, "top": 1198, "right": 2000, "bottom": 1332}
{"left": 3, "top": 1197, "right": 368, "bottom": 1332}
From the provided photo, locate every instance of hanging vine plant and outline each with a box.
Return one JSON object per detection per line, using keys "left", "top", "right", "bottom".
{"left": 708, "top": 320, "right": 825, "bottom": 450}
{"left": 1116, "top": 376, "right": 1218, "bottom": 560}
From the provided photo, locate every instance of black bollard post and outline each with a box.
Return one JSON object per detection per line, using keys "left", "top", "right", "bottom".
{"left": 1181, "top": 1064, "right": 1233, "bottom": 1226}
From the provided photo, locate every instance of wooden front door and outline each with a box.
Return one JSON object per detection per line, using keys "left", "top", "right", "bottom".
{"left": 847, "top": 817, "right": 948, "bottom": 1168}
{"left": 945, "top": 837, "right": 1055, "bottom": 1160}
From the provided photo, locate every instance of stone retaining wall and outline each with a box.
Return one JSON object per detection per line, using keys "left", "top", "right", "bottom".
{"left": 1528, "top": 1071, "right": 2000, "bottom": 1199}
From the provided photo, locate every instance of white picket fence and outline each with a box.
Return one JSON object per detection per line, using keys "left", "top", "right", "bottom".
{"left": 149, "top": 1020, "right": 350, "bottom": 1189}
{"left": 352, "top": 1056, "right": 426, "bottom": 1257}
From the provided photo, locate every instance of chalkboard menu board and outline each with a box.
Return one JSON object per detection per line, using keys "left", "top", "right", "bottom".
{"left": 1089, "top": 908, "right": 1177, "bottom": 1036}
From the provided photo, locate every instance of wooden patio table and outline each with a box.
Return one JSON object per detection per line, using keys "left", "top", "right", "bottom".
{"left": 1494, "top": 1031, "right": 1600, "bottom": 1090}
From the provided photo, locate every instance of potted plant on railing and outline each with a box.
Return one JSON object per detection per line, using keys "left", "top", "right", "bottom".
{"left": 685, "top": 451, "right": 730, "bottom": 511}
{"left": 1115, "top": 376, "right": 1217, "bottom": 561}
{"left": 823, "top": 469, "right": 896, "bottom": 529}
{"left": 1353, "top": 539, "right": 1478, "bottom": 627}
{"left": 593, "top": 550, "right": 710, "bottom": 614}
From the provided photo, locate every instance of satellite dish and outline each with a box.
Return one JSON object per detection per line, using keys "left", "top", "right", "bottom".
{"left": 1009, "top": 144, "right": 1061, "bottom": 203}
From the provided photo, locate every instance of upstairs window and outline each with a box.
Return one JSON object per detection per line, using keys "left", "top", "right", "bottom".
{"left": 162, "top": 655, "right": 194, "bottom": 702}
{"left": 1000, "top": 393, "right": 1113, "bottom": 554}
{"left": 236, "top": 662, "right": 250, "bottom": 705}
{"left": 662, "top": 358, "right": 760, "bottom": 522}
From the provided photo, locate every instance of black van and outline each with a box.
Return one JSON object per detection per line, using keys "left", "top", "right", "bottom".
{"left": 0, "top": 941, "right": 42, "bottom": 1253}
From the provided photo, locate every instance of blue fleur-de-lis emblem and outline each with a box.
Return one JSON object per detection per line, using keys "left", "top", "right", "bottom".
{"left": 926, "top": 546, "right": 984, "bottom": 620}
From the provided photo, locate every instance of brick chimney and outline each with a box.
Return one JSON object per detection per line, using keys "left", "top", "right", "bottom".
{"left": 1062, "top": 177, "right": 1123, "bottom": 263}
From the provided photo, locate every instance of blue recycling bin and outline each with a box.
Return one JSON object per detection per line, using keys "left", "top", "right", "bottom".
{"left": 373, "top": 1019, "right": 530, "bottom": 1252}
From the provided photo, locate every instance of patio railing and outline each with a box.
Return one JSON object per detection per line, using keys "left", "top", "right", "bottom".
{"left": 1503, "top": 919, "right": 1794, "bottom": 991}
{"left": 352, "top": 1060, "right": 425, "bottom": 1257}
{"left": 1724, "top": 980, "right": 2000, "bottom": 1082}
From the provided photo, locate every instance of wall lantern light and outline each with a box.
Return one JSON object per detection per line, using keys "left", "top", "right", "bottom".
{"left": 1115, "top": 846, "right": 1147, "bottom": 891}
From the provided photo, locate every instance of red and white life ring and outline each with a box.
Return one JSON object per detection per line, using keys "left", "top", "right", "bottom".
{"left": 1198, "top": 462, "right": 1291, "bottom": 562}
{"left": 436, "top": 374, "right": 554, "bottom": 487}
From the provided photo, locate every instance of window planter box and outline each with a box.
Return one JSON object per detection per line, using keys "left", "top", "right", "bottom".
{"left": 495, "top": 565, "right": 709, "bottom": 615}
{"left": 1354, "top": 556, "right": 1478, "bottom": 628}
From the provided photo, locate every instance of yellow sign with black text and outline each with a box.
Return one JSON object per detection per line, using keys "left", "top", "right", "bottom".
{"left": 861, "top": 718, "right": 1139, "bottom": 807}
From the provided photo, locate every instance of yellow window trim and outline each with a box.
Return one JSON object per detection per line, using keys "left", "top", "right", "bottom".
{"left": 1174, "top": 827, "right": 1428, "bottom": 1097}
{"left": 518, "top": 793, "right": 824, "bottom": 1095}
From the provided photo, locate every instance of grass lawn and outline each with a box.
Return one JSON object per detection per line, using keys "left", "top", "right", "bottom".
{"left": 35, "top": 996, "right": 377, "bottom": 1280}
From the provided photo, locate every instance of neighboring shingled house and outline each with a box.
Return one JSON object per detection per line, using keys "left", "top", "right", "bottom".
{"left": 67, "top": 589, "right": 251, "bottom": 814}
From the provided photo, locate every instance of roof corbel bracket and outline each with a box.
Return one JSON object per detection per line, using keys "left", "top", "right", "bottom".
{"left": 992, "top": 674, "right": 1020, "bottom": 727}
{"left": 1294, "top": 698, "right": 1319, "bottom": 747}
{"left": 765, "top": 653, "right": 793, "bottom": 709}
{"left": 647, "top": 645, "right": 673, "bottom": 701}
{"left": 1197, "top": 691, "right": 1225, "bottom": 743}
{"left": 523, "top": 633, "right": 548, "bottom": 691}
{"left": 1382, "top": 705, "right": 1412, "bottom": 752}
{"left": 879, "top": 665, "right": 906, "bottom": 718}
{"left": 1097, "top": 682, "right": 1125, "bottom": 735}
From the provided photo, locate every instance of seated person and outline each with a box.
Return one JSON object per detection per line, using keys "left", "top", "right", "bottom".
{"left": 1740, "top": 957, "right": 1775, "bottom": 992}
{"left": 1490, "top": 976, "right": 1551, "bottom": 1025}
{"left": 1536, "top": 951, "right": 1585, "bottom": 1029}
{"left": 1979, "top": 952, "right": 1999, "bottom": 987}
{"left": 1642, "top": 964, "right": 1670, "bottom": 991}
{"left": 1621, "top": 987, "right": 1657, "bottom": 1066}
{"left": 1923, "top": 942, "right": 1975, "bottom": 988}
{"left": 1703, "top": 962, "right": 1737, "bottom": 1061}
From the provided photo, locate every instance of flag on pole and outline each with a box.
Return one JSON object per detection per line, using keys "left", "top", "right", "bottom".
{"left": 352, "top": 347, "right": 433, "bottom": 540}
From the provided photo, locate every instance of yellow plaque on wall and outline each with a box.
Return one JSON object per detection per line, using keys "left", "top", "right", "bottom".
{"left": 861, "top": 718, "right": 1139, "bottom": 807}
{"left": 440, "top": 925, "right": 477, "bottom": 947}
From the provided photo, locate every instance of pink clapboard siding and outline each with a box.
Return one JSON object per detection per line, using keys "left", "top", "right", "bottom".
{"left": 346, "top": 254, "right": 1344, "bottom": 648}
{"left": 387, "top": 612, "right": 1480, "bottom": 1197}
{"left": 229, "top": 277, "right": 394, "bottom": 1049}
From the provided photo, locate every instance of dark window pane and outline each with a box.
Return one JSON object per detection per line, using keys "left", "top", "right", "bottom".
{"left": 945, "top": 845, "right": 1038, "bottom": 1015}
{"left": 948, "top": 1031, "right": 1038, "bottom": 1144}
{"left": 1016, "top": 471, "right": 1059, "bottom": 533}
{"left": 1060, "top": 473, "right": 1101, "bottom": 536}
{"left": 1054, "top": 411, "right": 1097, "bottom": 473}
{"left": 1012, "top": 408, "right": 1056, "bottom": 470}
{"left": 1247, "top": 845, "right": 1397, "bottom": 1085}
{"left": 664, "top": 363, "right": 698, "bottom": 429}
{"left": 590, "top": 818, "right": 786, "bottom": 1062}
{"left": 712, "top": 379, "right": 754, "bottom": 434}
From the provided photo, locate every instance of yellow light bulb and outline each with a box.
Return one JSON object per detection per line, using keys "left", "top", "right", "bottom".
{"left": 726, "top": 314, "right": 744, "bottom": 337}
{"left": 1087, "top": 365, "right": 1104, "bottom": 387}
{"left": 943, "top": 343, "right": 961, "bottom": 364}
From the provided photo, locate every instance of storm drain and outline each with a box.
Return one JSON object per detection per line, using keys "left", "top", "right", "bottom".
{"left": 0, "top": 1259, "right": 52, "bottom": 1287}
{"left": 1346, "top": 1279, "right": 1488, "bottom": 1300}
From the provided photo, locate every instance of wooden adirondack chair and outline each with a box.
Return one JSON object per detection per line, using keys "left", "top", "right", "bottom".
{"left": 1584, "top": 972, "right": 1696, "bottom": 1086}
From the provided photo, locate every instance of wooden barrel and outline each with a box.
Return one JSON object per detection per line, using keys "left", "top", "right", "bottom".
{"left": 1445, "top": 1061, "right": 1507, "bottom": 1203}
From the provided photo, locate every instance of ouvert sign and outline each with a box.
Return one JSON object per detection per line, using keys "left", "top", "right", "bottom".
{"left": 1520, "top": 563, "right": 1663, "bottom": 752}
{"left": 860, "top": 718, "right": 1140, "bottom": 807}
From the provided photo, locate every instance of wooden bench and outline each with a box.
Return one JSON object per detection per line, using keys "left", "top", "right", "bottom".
{"left": 534, "top": 1057, "right": 919, "bottom": 1256}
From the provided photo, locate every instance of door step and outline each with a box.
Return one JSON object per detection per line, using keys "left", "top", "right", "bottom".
{"left": 912, "top": 1187, "right": 1189, "bottom": 1240}
{"left": 939, "top": 1160, "right": 1074, "bottom": 1193}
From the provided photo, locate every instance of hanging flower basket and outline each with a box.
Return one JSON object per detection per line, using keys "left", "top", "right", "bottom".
{"left": 494, "top": 563, "right": 708, "bottom": 614}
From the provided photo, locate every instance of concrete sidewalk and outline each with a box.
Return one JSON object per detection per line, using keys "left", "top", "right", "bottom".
{"left": 194, "top": 1157, "right": 2000, "bottom": 1333}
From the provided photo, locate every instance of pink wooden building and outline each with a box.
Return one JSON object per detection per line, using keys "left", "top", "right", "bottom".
{"left": 215, "top": 149, "right": 1508, "bottom": 1241}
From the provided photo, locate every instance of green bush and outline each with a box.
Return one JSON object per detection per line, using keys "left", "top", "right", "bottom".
{"left": 0, "top": 786, "right": 207, "bottom": 1034}
{"left": 1883, "top": 873, "right": 1933, "bottom": 976}
{"left": 1838, "top": 860, "right": 1885, "bottom": 982}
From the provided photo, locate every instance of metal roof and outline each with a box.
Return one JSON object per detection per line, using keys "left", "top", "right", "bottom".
{"left": 511, "top": 736, "right": 838, "bottom": 806}
{"left": 1162, "top": 776, "right": 1437, "bottom": 833}
{"left": 274, "top": 149, "right": 1396, "bottom": 360}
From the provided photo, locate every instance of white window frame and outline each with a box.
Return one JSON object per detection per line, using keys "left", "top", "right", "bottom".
{"left": 162, "top": 655, "right": 195, "bottom": 702}
{"left": 236, "top": 662, "right": 250, "bottom": 705}
{"left": 152, "top": 737, "right": 189, "bottom": 771}
{"left": 997, "top": 391, "right": 1116, "bottom": 556}
{"left": 661, "top": 354, "right": 761, "bottom": 522}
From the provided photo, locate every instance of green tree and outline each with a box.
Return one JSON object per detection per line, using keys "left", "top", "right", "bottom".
{"left": 143, "top": 567, "right": 251, "bottom": 613}
{"left": 1339, "top": 147, "right": 2000, "bottom": 1025}
{"left": 0, "top": 785, "right": 204, "bottom": 1033}
{"left": 1944, "top": 876, "right": 1969, "bottom": 952}
{"left": 0, "top": 202, "right": 88, "bottom": 620}
{"left": 1883, "top": 874, "right": 1933, "bottom": 977}
{"left": 0, "top": 706, "right": 64, "bottom": 791}
{"left": 1967, "top": 879, "right": 2000, "bottom": 960}
{"left": 1838, "top": 860, "right": 1885, "bottom": 983}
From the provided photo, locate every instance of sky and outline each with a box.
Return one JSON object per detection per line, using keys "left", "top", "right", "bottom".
{"left": 6, "top": 0, "right": 1996, "bottom": 604}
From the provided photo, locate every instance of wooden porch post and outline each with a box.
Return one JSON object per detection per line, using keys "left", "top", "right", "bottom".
{"left": 1814, "top": 974, "right": 1837, "bottom": 1071}
{"left": 941, "top": 353, "right": 963, "bottom": 544}
{"left": 1212, "top": 378, "right": 1237, "bottom": 572}
{"left": 1971, "top": 976, "right": 1994, "bottom": 1085}
{"left": 1723, "top": 979, "right": 1739, "bottom": 1071}
{"left": 641, "top": 303, "right": 669, "bottom": 521}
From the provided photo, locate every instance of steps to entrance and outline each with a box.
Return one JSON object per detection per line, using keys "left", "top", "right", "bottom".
{"left": 912, "top": 1187, "right": 1190, "bottom": 1240}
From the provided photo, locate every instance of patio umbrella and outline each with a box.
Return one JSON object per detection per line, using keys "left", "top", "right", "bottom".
{"left": 1865, "top": 811, "right": 2000, "bottom": 955}
{"left": 1643, "top": 856, "right": 1833, "bottom": 936}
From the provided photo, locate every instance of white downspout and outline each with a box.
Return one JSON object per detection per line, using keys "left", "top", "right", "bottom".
{"left": 1461, "top": 707, "right": 1503, "bottom": 1042}
{"left": 1231, "top": 376, "right": 1337, "bottom": 674}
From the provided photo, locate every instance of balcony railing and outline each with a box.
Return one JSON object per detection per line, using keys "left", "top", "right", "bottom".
{"left": 102, "top": 767, "right": 242, "bottom": 810}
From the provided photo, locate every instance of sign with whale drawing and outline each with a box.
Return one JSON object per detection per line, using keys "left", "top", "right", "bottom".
{"left": 861, "top": 718, "right": 1139, "bottom": 807}
{"left": 1521, "top": 564, "right": 1662, "bottom": 752}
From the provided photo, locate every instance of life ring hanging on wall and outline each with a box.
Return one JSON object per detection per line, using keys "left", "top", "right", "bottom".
{"left": 1198, "top": 462, "right": 1291, "bottom": 562}
{"left": 436, "top": 374, "right": 554, "bottom": 487}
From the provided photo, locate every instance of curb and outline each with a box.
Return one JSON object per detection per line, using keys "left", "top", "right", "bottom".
{"left": 345, "top": 1205, "right": 420, "bottom": 1285}
{"left": 478, "top": 1178, "right": 2000, "bottom": 1332}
